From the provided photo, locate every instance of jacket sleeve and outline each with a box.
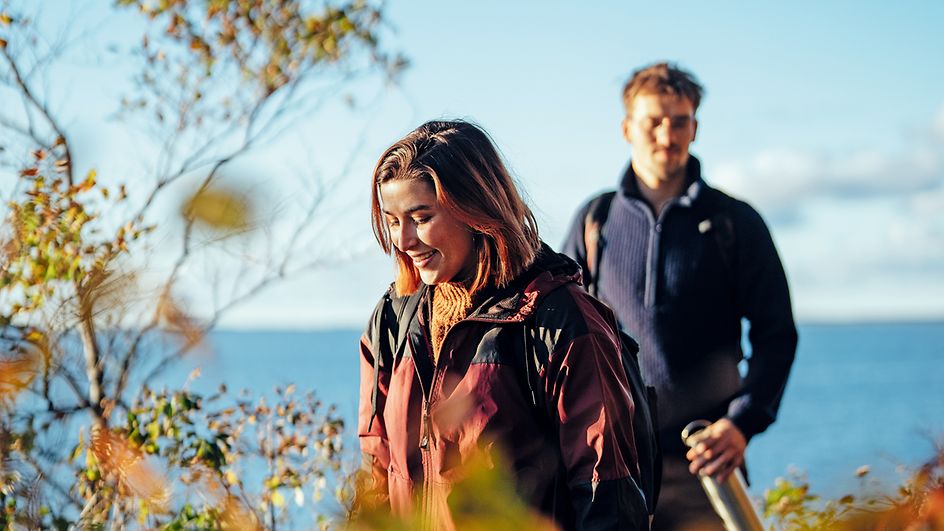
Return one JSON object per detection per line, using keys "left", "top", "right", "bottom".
{"left": 726, "top": 204, "right": 799, "bottom": 440}
{"left": 357, "top": 299, "right": 392, "bottom": 508}
{"left": 545, "top": 305, "right": 649, "bottom": 530}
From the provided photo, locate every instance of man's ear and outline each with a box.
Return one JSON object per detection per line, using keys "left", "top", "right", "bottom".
{"left": 621, "top": 117, "right": 633, "bottom": 145}
{"left": 692, "top": 118, "right": 698, "bottom": 142}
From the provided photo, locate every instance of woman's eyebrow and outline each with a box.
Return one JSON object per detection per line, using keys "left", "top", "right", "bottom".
{"left": 383, "top": 204, "right": 434, "bottom": 216}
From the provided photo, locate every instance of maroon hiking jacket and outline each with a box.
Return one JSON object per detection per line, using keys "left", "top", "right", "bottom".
{"left": 358, "top": 246, "right": 647, "bottom": 530}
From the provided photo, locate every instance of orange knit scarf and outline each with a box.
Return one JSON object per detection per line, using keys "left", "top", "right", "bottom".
{"left": 430, "top": 282, "right": 473, "bottom": 364}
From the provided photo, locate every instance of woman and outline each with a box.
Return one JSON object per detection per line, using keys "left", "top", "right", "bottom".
{"left": 358, "top": 120, "right": 647, "bottom": 530}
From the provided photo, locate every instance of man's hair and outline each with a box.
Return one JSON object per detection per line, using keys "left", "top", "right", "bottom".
{"left": 622, "top": 62, "right": 704, "bottom": 114}
{"left": 371, "top": 120, "right": 541, "bottom": 296}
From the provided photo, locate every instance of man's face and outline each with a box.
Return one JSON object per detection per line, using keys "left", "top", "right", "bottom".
{"left": 622, "top": 93, "right": 698, "bottom": 183}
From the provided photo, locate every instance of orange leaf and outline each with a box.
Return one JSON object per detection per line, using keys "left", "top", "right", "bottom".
{"left": 90, "top": 427, "right": 170, "bottom": 508}
{"left": 220, "top": 496, "right": 263, "bottom": 530}
{"left": 0, "top": 354, "right": 38, "bottom": 406}
{"left": 157, "top": 292, "right": 204, "bottom": 348}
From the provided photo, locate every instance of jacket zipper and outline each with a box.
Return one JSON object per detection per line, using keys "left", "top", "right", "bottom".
{"left": 409, "top": 333, "right": 435, "bottom": 530}
{"left": 639, "top": 205, "right": 659, "bottom": 308}
{"left": 641, "top": 198, "right": 681, "bottom": 308}
{"left": 413, "top": 307, "right": 527, "bottom": 528}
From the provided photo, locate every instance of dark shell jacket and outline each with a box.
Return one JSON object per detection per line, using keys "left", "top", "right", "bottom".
{"left": 358, "top": 245, "right": 648, "bottom": 530}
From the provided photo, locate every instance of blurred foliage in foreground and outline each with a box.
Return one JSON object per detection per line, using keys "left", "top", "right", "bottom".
{"left": 0, "top": 0, "right": 402, "bottom": 527}
{"left": 347, "top": 449, "right": 556, "bottom": 531}
{"left": 764, "top": 443, "right": 944, "bottom": 530}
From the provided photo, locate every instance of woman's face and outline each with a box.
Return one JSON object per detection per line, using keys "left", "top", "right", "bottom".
{"left": 380, "top": 179, "right": 475, "bottom": 286}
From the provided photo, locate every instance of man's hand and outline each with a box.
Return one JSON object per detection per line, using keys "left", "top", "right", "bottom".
{"left": 685, "top": 418, "right": 746, "bottom": 482}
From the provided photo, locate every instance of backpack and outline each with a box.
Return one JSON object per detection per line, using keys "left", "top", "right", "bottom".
{"left": 522, "top": 318, "right": 662, "bottom": 517}
{"left": 581, "top": 187, "right": 737, "bottom": 298}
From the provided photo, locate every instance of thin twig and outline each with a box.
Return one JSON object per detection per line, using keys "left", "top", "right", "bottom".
{"left": 0, "top": 46, "right": 74, "bottom": 185}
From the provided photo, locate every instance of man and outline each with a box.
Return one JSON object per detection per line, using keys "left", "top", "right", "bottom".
{"left": 562, "top": 62, "right": 798, "bottom": 530}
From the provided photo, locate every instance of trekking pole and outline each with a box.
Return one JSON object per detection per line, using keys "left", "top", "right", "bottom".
{"left": 681, "top": 420, "right": 765, "bottom": 531}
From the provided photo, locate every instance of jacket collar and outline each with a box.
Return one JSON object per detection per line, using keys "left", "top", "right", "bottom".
{"left": 471, "top": 243, "right": 580, "bottom": 323}
{"left": 398, "top": 242, "right": 580, "bottom": 325}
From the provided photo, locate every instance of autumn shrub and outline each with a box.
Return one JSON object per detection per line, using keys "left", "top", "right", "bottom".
{"left": 764, "top": 444, "right": 944, "bottom": 530}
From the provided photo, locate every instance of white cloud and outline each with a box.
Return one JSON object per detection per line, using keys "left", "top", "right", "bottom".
{"left": 911, "top": 186, "right": 944, "bottom": 217}
{"left": 778, "top": 201, "right": 944, "bottom": 321}
{"left": 933, "top": 105, "right": 944, "bottom": 142}
{"left": 710, "top": 106, "right": 944, "bottom": 215}
{"left": 712, "top": 147, "right": 941, "bottom": 212}
{"left": 710, "top": 105, "right": 944, "bottom": 320}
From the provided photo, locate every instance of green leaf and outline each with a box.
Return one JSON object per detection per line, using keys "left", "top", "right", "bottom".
{"left": 69, "top": 443, "right": 83, "bottom": 463}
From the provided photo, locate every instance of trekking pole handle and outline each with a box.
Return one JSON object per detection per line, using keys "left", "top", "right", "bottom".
{"left": 681, "top": 420, "right": 765, "bottom": 531}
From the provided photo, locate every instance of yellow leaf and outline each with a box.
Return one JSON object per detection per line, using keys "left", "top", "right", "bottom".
{"left": 78, "top": 170, "right": 97, "bottom": 192}
{"left": 181, "top": 186, "right": 251, "bottom": 230}
{"left": 0, "top": 13, "right": 11, "bottom": 25}
{"left": 271, "top": 490, "right": 285, "bottom": 508}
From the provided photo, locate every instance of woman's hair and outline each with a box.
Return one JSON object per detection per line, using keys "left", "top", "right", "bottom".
{"left": 371, "top": 120, "right": 541, "bottom": 296}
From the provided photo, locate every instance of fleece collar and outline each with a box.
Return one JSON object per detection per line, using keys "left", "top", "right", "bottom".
{"left": 619, "top": 154, "right": 708, "bottom": 206}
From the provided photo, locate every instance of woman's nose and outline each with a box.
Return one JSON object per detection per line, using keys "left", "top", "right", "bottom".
{"left": 396, "top": 222, "right": 418, "bottom": 251}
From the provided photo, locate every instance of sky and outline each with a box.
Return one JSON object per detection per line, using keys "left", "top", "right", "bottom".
{"left": 5, "top": 1, "right": 943, "bottom": 328}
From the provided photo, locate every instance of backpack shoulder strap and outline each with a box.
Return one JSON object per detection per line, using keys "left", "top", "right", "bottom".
{"left": 582, "top": 190, "right": 617, "bottom": 297}
{"left": 391, "top": 288, "right": 424, "bottom": 358}
{"left": 368, "top": 287, "right": 424, "bottom": 430}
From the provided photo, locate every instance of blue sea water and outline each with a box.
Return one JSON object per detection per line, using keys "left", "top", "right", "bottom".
{"left": 187, "top": 322, "right": 944, "bottom": 502}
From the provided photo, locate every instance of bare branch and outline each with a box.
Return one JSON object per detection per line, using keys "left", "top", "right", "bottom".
{"left": 0, "top": 46, "right": 74, "bottom": 184}
{"left": 21, "top": 452, "right": 84, "bottom": 511}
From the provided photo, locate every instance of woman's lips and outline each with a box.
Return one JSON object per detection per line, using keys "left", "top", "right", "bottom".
{"left": 412, "top": 250, "right": 436, "bottom": 268}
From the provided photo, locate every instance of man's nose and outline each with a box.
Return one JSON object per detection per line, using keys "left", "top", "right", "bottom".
{"left": 654, "top": 122, "right": 673, "bottom": 146}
